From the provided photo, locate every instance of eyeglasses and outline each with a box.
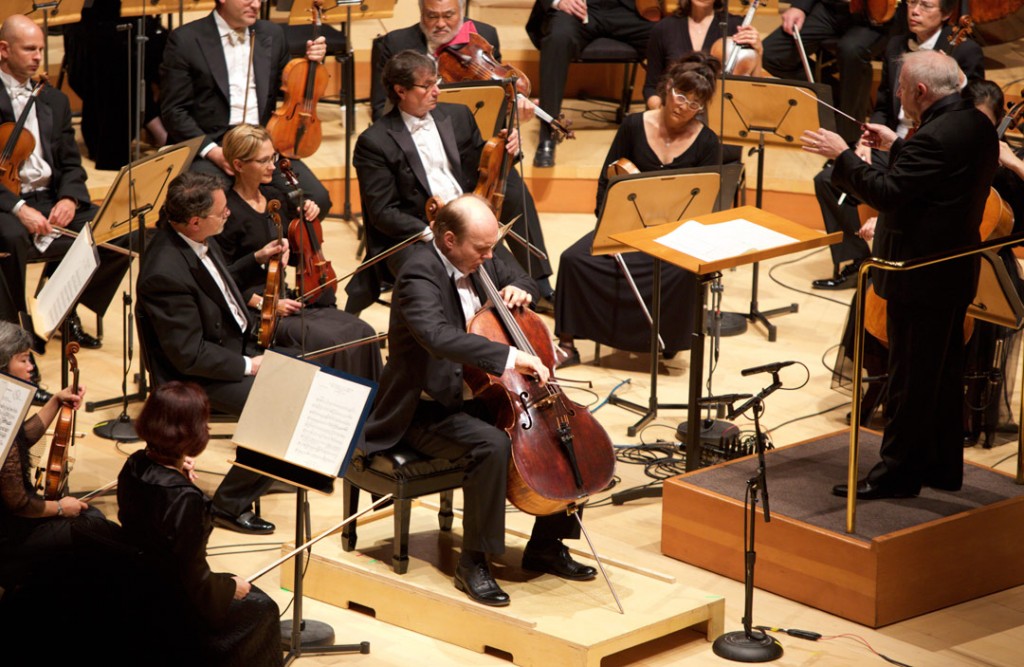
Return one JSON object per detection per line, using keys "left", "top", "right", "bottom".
{"left": 245, "top": 152, "right": 279, "bottom": 166}
{"left": 410, "top": 77, "right": 443, "bottom": 90}
{"left": 423, "top": 10, "right": 459, "bottom": 21}
{"left": 905, "top": 0, "right": 939, "bottom": 10}
{"left": 670, "top": 88, "right": 704, "bottom": 112}
{"left": 202, "top": 207, "right": 230, "bottom": 221}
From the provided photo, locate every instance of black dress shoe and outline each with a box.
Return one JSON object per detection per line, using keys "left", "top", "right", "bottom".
{"left": 522, "top": 544, "right": 597, "bottom": 581}
{"left": 811, "top": 263, "right": 860, "bottom": 290}
{"left": 556, "top": 344, "right": 580, "bottom": 369}
{"left": 32, "top": 387, "right": 53, "bottom": 406}
{"left": 533, "top": 139, "right": 556, "bottom": 168}
{"left": 532, "top": 294, "right": 555, "bottom": 315}
{"left": 63, "top": 312, "right": 101, "bottom": 349}
{"left": 454, "top": 561, "right": 510, "bottom": 607}
{"left": 212, "top": 509, "right": 275, "bottom": 535}
{"left": 831, "top": 479, "right": 918, "bottom": 500}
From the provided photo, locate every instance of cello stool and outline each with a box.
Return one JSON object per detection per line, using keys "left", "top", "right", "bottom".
{"left": 342, "top": 445, "right": 465, "bottom": 574}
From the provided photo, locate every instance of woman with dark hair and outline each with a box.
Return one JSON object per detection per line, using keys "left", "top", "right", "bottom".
{"left": 644, "top": 0, "right": 761, "bottom": 109}
{"left": 555, "top": 54, "right": 723, "bottom": 363}
{"left": 117, "top": 382, "right": 283, "bottom": 667}
{"left": 217, "top": 124, "right": 382, "bottom": 381}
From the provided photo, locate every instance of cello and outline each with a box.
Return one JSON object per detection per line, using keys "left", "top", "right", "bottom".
{"left": 430, "top": 81, "right": 616, "bottom": 517}
{"left": 257, "top": 199, "right": 284, "bottom": 349}
{"left": 43, "top": 342, "right": 80, "bottom": 501}
{"left": 267, "top": 0, "right": 328, "bottom": 159}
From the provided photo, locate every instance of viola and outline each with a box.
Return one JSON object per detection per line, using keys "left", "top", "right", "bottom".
{"left": 710, "top": 0, "right": 763, "bottom": 76}
{"left": 472, "top": 80, "right": 518, "bottom": 215}
{"left": 950, "top": 1, "right": 1024, "bottom": 43}
{"left": 636, "top": 0, "right": 664, "bottom": 21}
{"left": 437, "top": 32, "right": 575, "bottom": 143}
{"left": 267, "top": 0, "right": 328, "bottom": 159}
{"left": 281, "top": 158, "right": 337, "bottom": 304}
{"left": 44, "top": 342, "right": 80, "bottom": 501}
{"left": 0, "top": 76, "right": 46, "bottom": 195}
{"left": 258, "top": 199, "right": 284, "bottom": 349}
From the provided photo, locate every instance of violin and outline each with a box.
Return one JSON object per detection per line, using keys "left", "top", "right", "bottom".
{"left": 850, "top": 0, "right": 901, "bottom": 26}
{"left": 436, "top": 32, "right": 575, "bottom": 143}
{"left": 44, "top": 342, "right": 80, "bottom": 501}
{"left": 258, "top": 199, "right": 284, "bottom": 349}
{"left": 267, "top": 0, "right": 328, "bottom": 159}
{"left": 281, "top": 158, "right": 337, "bottom": 304}
{"left": 635, "top": 0, "right": 664, "bottom": 21}
{"left": 710, "top": 0, "right": 763, "bottom": 76}
{"left": 950, "top": 1, "right": 1024, "bottom": 43}
{"left": 0, "top": 76, "right": 46, "bottom": 195}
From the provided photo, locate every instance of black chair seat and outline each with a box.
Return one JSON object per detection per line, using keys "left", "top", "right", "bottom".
{"left": 577, "top": 37, "right": 641, "bottom": 62}
{"left": 342, "top": 444, "right": 465, "bottom": 573}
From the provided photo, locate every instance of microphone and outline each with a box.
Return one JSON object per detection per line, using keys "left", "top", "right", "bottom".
{"left": 696, "top": 393, "right": 753, "bottom": 407}
{"left": 741, "top": 360, "right": 795, "bottom": 377}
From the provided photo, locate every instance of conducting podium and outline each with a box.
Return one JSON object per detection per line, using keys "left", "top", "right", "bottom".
{"left": 613, "top": 205, "right": 839, "bottom": 471}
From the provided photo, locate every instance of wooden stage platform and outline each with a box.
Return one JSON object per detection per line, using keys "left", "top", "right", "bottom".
{"left": 662, "top": 430, "right": 1024, "bottom": 628}
{"left": 281, "top": 502, "right": 724, "bottom": 667}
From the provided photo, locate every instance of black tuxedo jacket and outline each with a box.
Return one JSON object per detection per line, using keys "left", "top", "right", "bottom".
{"left": 160, "top": 14, "right": 289, "bottom": 150}
{"left": 833, "top": 95, "right": 998, "bottom": 307}
{"left": 870, "top": 25, "right": 984, "bottom": 129}
{"left": 0, "top": 84, "right": 90, "bottom": 213}
{"left": 369, "top": 21, "right": 502, "bottom": 121}
{"left": 362, "top": 242, "right": 535, "bottom": 454}
{"left": 353, "top": 103, "right": 482, "bottom": 260}
{"left": 137, "top": 225, "right": 256, "bottom": 385}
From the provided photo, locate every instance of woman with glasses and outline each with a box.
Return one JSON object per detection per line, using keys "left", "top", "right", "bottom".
{"left": 644, "top": 0, "right": 761, "bottom": 110}
{"left": 217, "top": 124, "right": 383, "bottom": 381}
{"left": 554, "top": 54, "right": 723, "bottom": 365}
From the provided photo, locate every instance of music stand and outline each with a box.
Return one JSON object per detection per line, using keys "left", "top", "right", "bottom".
{"left": 592, "top": 167, "right": 737, "bottom": 436}
{"left": 86, "top": 138, "right": 201, "bottom": 440}
{"left": 439, "top": 80, "right": 507, "bottom": 138}
{"left": 231, "top": 351, "right": 377, "bottom": 661}
{"left": 706, "top": 76, "right": 837, "bottom": 342}
{"left": 611, "top": 205, "right": 838, "bottom": 471}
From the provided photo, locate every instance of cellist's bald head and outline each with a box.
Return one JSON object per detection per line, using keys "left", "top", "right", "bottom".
{"left": 434, "top": 194, "right": 498, "bottom": 275}
{"left": 0, "top": 15, "right": 44, "bottom": 83}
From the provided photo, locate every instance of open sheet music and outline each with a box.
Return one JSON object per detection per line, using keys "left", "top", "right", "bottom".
{"left": 0, "top": 371, "right": 36, "bottom": 463}
{"left": 655, "top": 218, "right": 798, "bottom": 263}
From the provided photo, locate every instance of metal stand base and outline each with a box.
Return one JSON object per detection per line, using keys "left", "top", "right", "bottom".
{"left": 92, "top": 412, "right": 140, "bottom": 442}
{"left": 711, "top": 311, "right": 748, "bottom": 337}
{"left": 712, "top": 630, "right": 783, "bottom": 662}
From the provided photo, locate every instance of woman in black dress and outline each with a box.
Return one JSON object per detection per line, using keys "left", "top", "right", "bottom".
{"left": 644, "top": 0, "right": 761, "bottom": 109}
{"left": 555, "top": 54, "right": 723, "bottom": 363}
{"left": 219, "top": 124, "right": 382, "bottom": 381}
{"left": 118, "top": 382, "right": 283, "bottom": 667}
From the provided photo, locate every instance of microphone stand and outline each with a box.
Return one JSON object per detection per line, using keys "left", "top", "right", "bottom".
{"left": 712, "top": 367, "right": 784, "bottom": 662}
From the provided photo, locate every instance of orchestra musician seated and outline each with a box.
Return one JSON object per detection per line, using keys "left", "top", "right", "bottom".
{"left": 350, "top": 50, "right": 553, "bottom": 314}
{"left": 644, "top": 0, "right": 762, "bottom": 110}
{"left": 118, "top": 381, "right": 283, "bottom": 667}
{"left": 218, "top": 123, "right": 382, "bottom": 382}
{"left": 554, "top": 53, "right": 724, "bottom": 366}
{"left": 360, "top": 194, "right": 595, "bottom": 607}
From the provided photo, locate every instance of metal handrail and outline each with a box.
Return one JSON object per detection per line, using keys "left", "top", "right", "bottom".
{"left": 847, "top": 232, "right": 1024, "bottom": 533}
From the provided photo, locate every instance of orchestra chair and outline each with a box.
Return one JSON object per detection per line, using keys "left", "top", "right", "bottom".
{"left": 341, "top": 445, "right": 467, "bottom": 574}
{"left": 572, "top": 37, "right": 644, "bottom": 124}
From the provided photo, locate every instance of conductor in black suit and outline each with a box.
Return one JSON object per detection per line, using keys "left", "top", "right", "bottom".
{"left": 803, "top": 50, "right": 998, "bottom": 499}
{"left": 159, "top": 0, "right": 332, "bottom": 217}
{"left": 362, "top": 193, "right": 595, "bottom": 606}
{"left": 137, "top": 172, "right": 287, "bottom": 535}
{"left": 350, "top": 50, "right": 553, "bottom": 313}
{"left": 0, "top": 15, "right": 128, "bottom": 351}
{"left": 809, "top": 0, "right": 984, "bottom": 290}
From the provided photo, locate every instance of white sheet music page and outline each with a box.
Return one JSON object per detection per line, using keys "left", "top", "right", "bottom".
{"left": 285, "top": 371, "right": 373, "bottom": 475}
{"left": 33, "top": 225, "right": 100, "bottom": 338}
{"left": 655, "top": 218, "right": 798, "bottom": 263}
{"left": 0, "top": 372, "right": 35, "bottom": 462}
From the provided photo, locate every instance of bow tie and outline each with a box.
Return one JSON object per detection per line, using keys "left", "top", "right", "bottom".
{"left": 227, "top": 28, "right": 249, "bottom": 47}
{"left": 408, "top": 116, "right": 433, "bottom": 133}
{"left": 9, "top": 84, "right": 32, "bottom": 101}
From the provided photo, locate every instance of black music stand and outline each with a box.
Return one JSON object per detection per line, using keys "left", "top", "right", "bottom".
{"left": 707, "top": 75, "right": 836, "bottom": 341}
{"left": 85, "top": 138, "right": 200, "bottom": 440}
{"left": 231, "top": 350, "right": 377, "bottom": 661}
{"left": 591, "top": 166, "right": 740, "bottom": 436}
